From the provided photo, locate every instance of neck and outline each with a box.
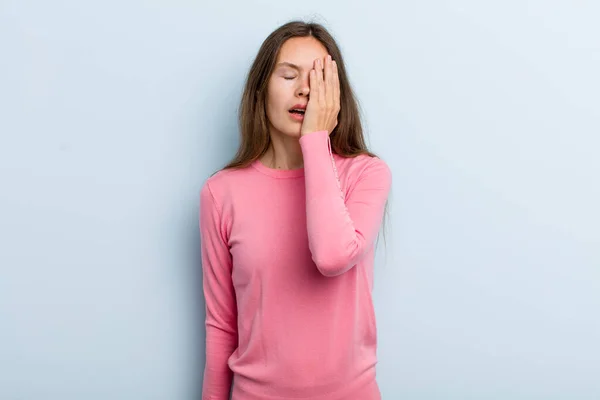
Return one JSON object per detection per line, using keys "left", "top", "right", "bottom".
{"left": 260, "top": 129, "right": 304, "bottom": 170}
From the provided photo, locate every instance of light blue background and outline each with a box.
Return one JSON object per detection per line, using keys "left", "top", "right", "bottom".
{"left": 1, "top": 1, "right": 598, "bottom": 399}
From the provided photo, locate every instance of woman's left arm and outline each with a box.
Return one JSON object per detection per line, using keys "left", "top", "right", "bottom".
{"left": 299, "top": 131, "right": 392, "bottom": 277}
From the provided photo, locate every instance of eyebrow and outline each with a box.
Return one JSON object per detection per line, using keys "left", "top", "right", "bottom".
{"left": 275, "top": 62, "right": 302, "bottom": 71}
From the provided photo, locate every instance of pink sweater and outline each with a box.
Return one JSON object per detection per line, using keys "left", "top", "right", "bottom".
{"left": 199, "top": 130, "right": 392, "bottom": 400}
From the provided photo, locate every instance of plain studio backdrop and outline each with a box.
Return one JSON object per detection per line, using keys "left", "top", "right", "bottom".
{"left": 1, "top": 1, "right": 598, "bottom": 399}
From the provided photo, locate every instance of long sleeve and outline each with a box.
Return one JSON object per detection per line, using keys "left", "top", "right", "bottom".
{"left": 199, "top": 181, "right": 238, "bottom": 400}
{"left": 299, "top": 130, "right": 392, "bottom": 277}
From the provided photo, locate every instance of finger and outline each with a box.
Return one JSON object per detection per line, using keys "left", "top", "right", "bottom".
{"left": 315, "top": 58, "right": 325, "bottom": 104}
{"left": 309, "top": 68, "right": 317, "bottom": 103}
{"left": 333, "top": 60, "right": 340, "bottom": 110}
{"left": 325, "top": 55, "right": 334, "bottom": 107}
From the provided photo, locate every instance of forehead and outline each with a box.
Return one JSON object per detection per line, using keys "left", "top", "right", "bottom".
{"left": 275, "top": 37, "right": 328, "bottom": 70}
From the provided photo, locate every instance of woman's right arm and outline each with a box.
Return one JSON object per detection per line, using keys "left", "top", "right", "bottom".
{"left": 199, "top": 181, "right": 238, "bottom": 400}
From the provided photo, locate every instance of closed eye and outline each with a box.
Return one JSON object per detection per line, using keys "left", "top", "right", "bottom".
{"left": 284, "top": 76, "right": 296, "bottom": 80}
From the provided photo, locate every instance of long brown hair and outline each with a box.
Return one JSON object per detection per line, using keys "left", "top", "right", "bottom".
{"left": 217, "top": 20, "right": 390, "bottom": 250}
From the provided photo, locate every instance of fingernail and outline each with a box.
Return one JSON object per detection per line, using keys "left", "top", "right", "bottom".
{"left": 328, "top": 55, "right": 332, "bottom": 62}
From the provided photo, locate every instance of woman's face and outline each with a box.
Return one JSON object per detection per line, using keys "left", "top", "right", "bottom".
{"left": 266, "top": 36, "right": 329, "bottom": 138}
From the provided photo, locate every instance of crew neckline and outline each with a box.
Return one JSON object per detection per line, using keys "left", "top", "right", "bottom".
{"left": 251, "top": 158, "right": 305, "bottom": 178}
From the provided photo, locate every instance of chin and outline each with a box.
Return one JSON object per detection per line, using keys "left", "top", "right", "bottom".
{"left": 275, "top": 126, "right": 302, "bottom": 139}
{"left": 268, "top": 118, "right": 302, "bottom": 139}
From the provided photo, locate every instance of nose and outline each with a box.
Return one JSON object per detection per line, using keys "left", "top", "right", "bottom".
{"left": 297, "top": 77, "right": 310, "bottom": 97}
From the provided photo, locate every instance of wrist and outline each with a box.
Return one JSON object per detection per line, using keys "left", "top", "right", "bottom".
{"left": 301, "top": 129, "right": 328, "bottom": 137}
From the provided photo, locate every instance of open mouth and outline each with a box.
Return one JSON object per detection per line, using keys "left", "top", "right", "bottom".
{"left": 289, "top": 109, "right": 305, "bottom": 115}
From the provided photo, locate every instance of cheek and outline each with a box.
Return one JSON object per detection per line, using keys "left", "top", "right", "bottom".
{"left": 267, "top": 85, "right": 289, "bottom": 111}
{"left": 266, "top": 95, "right": 283, "bottom": 123}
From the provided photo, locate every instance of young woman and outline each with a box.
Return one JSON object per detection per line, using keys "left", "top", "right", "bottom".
{"left": 199, "top": 20, "right": 392, "bottom": 400}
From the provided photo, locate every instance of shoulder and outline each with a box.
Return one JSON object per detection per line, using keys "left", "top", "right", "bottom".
{"left": 334, "top": 153, "right": 392, "bottom": 185}
{"left": 199, "top": 165, "right": 251, "bottom": 209}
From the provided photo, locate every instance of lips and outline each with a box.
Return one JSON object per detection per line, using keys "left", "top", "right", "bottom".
{"left": 289, "top": 103, "right": 307, "bottom": 115}
{"left": 289, "top": 103, "right": 306, "bottom": 122}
